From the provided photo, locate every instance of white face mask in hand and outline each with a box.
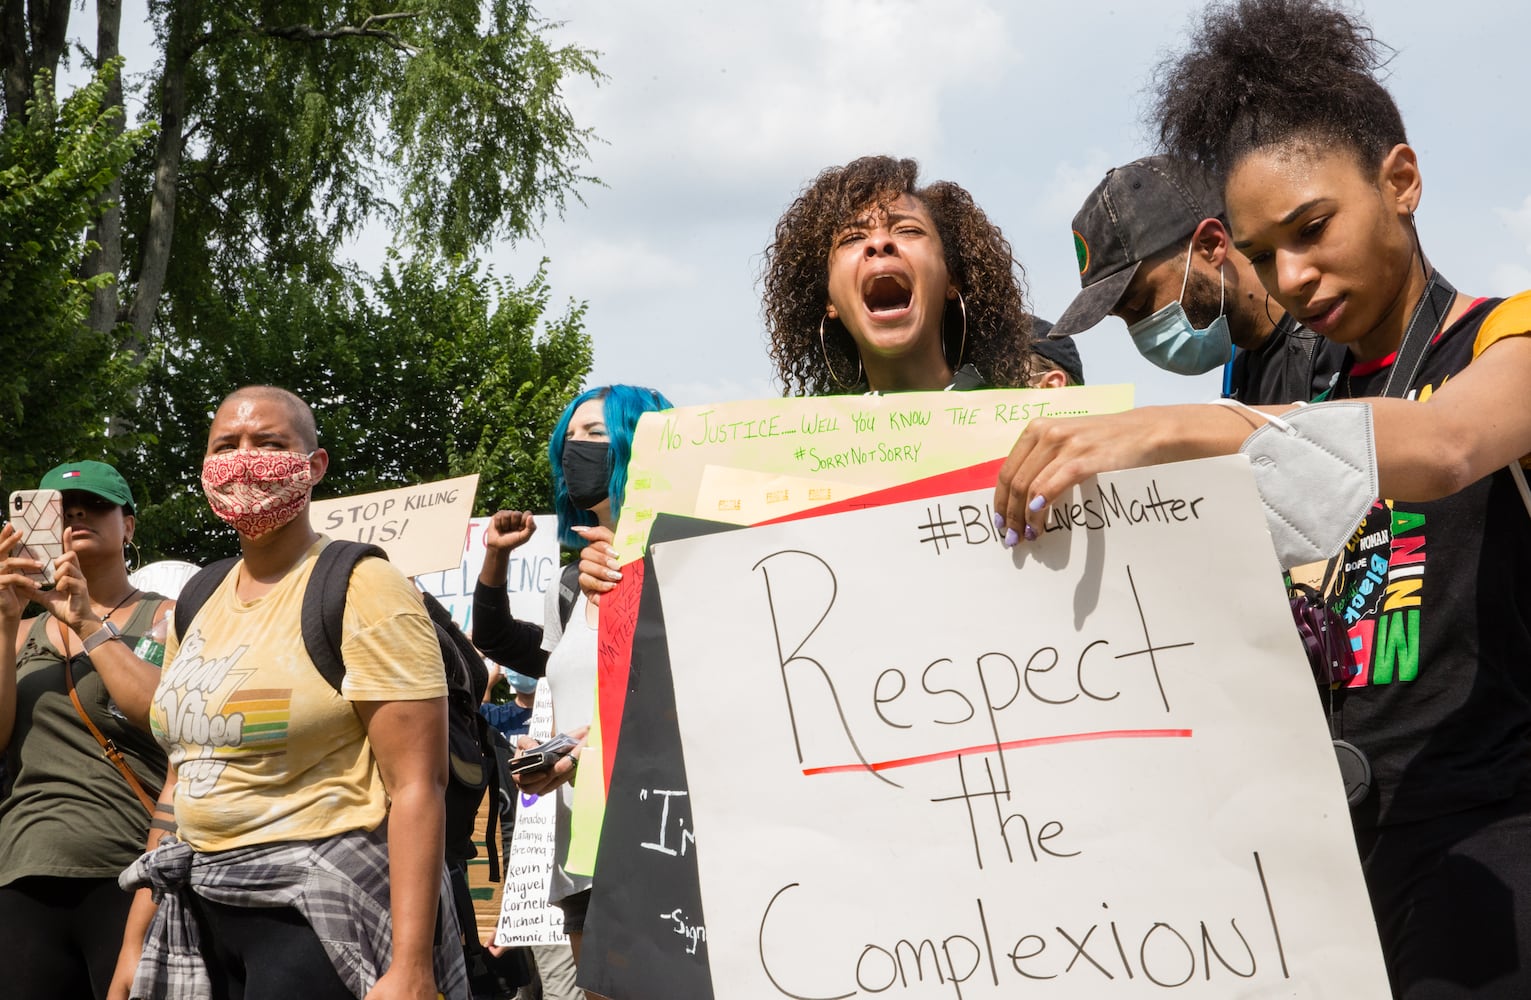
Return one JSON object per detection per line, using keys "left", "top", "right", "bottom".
{"left": 1216, "top": 400, "right": 1379, "bottom": 570}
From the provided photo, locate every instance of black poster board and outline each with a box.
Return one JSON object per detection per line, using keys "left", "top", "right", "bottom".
{"left": 577, "top": 515, "right": 739, "bottom": 1000}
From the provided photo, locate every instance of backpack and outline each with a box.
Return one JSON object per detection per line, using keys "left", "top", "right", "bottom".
{"left": 173, "top": 540, "right": 506, "bottom": 881}
{"left": 556, "top": 560, "right": 580, "bottom": 632}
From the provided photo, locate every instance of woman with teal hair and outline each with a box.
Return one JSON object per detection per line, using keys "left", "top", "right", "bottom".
{"left": 470, "top": 384, "right": 671, "bottom": 981}
{"left": 547, "top": 384, "right": 672, "bottom": 550}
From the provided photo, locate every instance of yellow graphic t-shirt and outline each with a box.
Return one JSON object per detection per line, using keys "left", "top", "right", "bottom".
{"left": 152, "top": 538, "right": 446, "bottom": 852}
{"left": 1470, "top": 290, "right": 1531, "bottom": 468}
{"left": 1471, "top": 289, "right": 1531, "bottom": 359}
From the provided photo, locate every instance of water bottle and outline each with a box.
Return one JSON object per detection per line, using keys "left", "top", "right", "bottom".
{"left": 132, "top": 615, "right": 168, "bottom": 668}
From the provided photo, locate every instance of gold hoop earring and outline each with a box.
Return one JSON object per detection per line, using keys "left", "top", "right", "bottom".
{"left": 941, "top": 290, "right": 968, "bottom": 371}
{"left": 124, "top": 540, "right": 141, "bottom": 574}
{"left": 819, "top": 315, "right": 863, "bottom": 391}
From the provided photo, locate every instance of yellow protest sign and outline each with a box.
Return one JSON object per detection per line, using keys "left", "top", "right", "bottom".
{"left": 612, "top": 385, "right": 1132, "bottom": 558}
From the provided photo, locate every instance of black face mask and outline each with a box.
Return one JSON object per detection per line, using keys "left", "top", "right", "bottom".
{"left": 562, "top": 439, "right": 612, "bottom": 510}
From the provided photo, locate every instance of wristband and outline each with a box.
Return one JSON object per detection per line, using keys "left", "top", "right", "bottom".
{"left": 82, "top": 620, "right": 124, "bottom": 655}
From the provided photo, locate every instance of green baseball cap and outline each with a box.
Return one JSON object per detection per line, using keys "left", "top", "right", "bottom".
{"left": 39, "top": 460, "right": 136, "bottom": 514}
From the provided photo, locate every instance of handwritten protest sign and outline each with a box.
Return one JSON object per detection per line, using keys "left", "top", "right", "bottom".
{"left": 650, "top": 456, "right": 1390, "bottom": 999}
{"left": 309, "top": 474, "right": 479, "bottom": 578}
{"left": 415, "top": 514, "right": 559, "bottom": 636}
{"left": 580, "top": 463, "right": 1010, "bottom": 999}
{"left": 612, "top": 385, "right": 1132, "bottom": 558}
{"left": 693, "top": 466, "right": 861, "bottom": 524}
{"left": 495, "top": 682, "right": 569, "bottom": 947}
{"left": 569, "top": 388, "right": 1132, "bottom": 874}
{"left": 580, "top": 516, "right": 738, "bottom": 1000}
{"left": 129, "top": 560, "right": 200, "bottom": 600}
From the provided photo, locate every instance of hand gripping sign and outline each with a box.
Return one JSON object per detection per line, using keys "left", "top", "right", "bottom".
{"left": 646, "top": 456, "right": 1388, "bottom": 1000}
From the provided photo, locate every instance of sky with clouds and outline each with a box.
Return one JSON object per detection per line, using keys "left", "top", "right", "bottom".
{"left": 80, "top": 1, "right": 1531, "bottom": 408}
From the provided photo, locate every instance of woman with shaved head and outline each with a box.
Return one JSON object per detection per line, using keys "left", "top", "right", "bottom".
{"left": 112, "top": 385, "right": 468, "bottom": 1000}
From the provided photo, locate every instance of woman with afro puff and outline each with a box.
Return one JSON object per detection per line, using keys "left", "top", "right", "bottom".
{"left": 994, "top": 2, "right": 1531, "bottom": 995}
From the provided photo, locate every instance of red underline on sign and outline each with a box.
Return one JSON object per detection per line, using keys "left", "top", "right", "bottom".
{"left": 800, "top": 728, "right": 1195, "bottom": 777}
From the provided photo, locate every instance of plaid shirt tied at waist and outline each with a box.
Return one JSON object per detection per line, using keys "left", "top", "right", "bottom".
{"left": 119, "top": 827, "right": 468, "bottom": 1000}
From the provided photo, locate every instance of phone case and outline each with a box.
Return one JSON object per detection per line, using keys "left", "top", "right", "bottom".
{"left": 509, "top": 733, "right": 578, "bottom": 775}
{"left": 509, "top": 750, "right": 562, "bottom": 776}
{"left": 8, "top": 489, "right": 65, "bottom": 586}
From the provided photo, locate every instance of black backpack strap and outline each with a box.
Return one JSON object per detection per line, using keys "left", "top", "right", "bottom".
{"left": 302, "top": 540, "right": 389, "bottom": 693}
{"left": 479, "top": 716, "right": 507, "bottom": 883}
{"left": 424, "top": 590, "right": 507, "bottom": 881}
{"left": 174, "top": 556, "right": 241, "bottom": 639}
{"left": 1379, "top": 271, "right": 1456, "bottom": 399}
{"left": 420, "top": 588, "right": 503, "bottom": 879}
{"left": 447, "top": 861, "right": 483, "bottom": 957}
{"left": 558, "top": 561, "right": 580, "bottom": 630}
{"left": 421, "top": 590, "right": 489, "bottom": 704}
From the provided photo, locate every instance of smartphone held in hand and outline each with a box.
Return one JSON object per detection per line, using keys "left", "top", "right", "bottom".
{"left": 7, "top": 489, "right": 65, "bottom": 587}
{"left": 509, "top": 733, "right": 578, "bottom": 775}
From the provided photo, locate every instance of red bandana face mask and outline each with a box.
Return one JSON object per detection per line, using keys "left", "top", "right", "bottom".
{"left": 201, "top": 450, "right": 315, "bottom": 538}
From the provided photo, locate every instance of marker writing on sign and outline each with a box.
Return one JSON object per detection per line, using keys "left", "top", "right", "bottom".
{"left": 755, "top": 853, "right": 1289, "bottom": 998}
{"left": 639, "top": 788, "right": 695, "bottom": 858}
{"left": 754, "top": 551, "right": 1194, "bottom": 790}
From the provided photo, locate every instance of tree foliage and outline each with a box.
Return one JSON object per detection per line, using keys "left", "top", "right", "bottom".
{"left": 133, "top": 255, "right": 592, "bottom": 565}
{"left": 123, "top": 0, "right": 601, "bottom": 345}
{"left": 0, "top": 62, "right": 153, "bottom": 490}
{"left": 1, "top": 2, "right": 601, "bottom": 559}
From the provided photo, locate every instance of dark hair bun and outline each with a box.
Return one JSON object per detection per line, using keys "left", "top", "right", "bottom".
{"left": 1151, "top": 0, "right": 1406, "bottom": 175}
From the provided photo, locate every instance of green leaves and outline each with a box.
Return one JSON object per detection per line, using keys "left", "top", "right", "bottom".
{"left": 3, "top": 5, "right": 600, "bottom": 564}
{"left": 126, "top": 0, "right": 599, "bottom": 286}
{"left": 0, "top": 61, "right": 154, "bottom": 492}
{"left": 387, "top": 0, "right": 603, "bottom": 255}
{"left": 132, "top": 251, "right": 592, "bottom": 564}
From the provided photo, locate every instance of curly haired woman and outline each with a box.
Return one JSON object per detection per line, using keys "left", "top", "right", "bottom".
{"left": 762, "top": 155, "right": 1037, "bottom": 395}
{"left": 578, "top": 156, "right": 1049, "bottom": 599}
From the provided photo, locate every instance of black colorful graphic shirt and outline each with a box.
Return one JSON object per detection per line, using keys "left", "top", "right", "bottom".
{"left": 1227, "top": 314, "right": 1346, "bottom": 405}
{"left": 1328, "top": 294, "right": 1531, "bottom": 829}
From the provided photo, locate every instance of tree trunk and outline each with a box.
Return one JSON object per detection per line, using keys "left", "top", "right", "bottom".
{"left": 2, "top": 0, "right": 31, "bottom": 120}
{"left": 85, "top": 0, "right": 124, "bottom": 339}
{"left": 127, "top": 13, "right": 189, "bottom": 344}
{"left": 3, "top": 0, "right": 71, "bottom": 122}
{"left": 28, "top": 0, "right": 69, "bottom": 70}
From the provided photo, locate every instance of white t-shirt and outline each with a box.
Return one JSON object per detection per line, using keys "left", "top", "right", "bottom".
{"left": 539, "top": 584, "right": 598, "bottom": 903}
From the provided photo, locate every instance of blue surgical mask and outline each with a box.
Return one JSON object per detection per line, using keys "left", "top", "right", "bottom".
{"left": 1127, "top": 241, "right": 1232, "bottom": 376}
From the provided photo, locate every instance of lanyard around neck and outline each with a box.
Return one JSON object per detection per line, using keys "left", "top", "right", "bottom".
{"left": 1374, "top": 270, "right": 1457, "bottom": 400}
